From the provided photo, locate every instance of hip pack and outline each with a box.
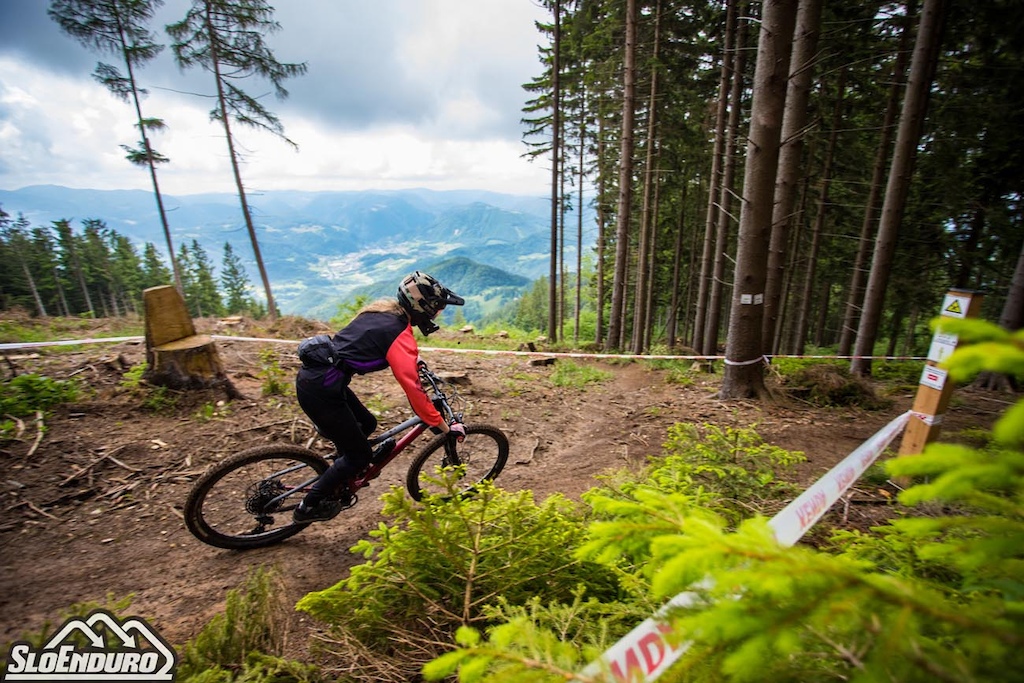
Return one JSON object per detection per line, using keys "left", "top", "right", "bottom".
{"left": 297, "top": 334, "right": 341, "bottom": 368}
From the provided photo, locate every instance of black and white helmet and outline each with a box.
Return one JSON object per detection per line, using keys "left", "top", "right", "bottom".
{"left": 397, "top": 271, "right": 464, "bottom": 321}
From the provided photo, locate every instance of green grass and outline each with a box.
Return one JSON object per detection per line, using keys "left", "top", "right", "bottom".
{"left": 550, "top": 360, "right": 612, "bottom": 388}
{"left": 0, "top": 317, "right": 144, "bottom": 344}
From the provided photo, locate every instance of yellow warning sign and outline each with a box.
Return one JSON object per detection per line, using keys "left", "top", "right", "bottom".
{"left": 941, "top": 293, "right": 970, "bottom": 319}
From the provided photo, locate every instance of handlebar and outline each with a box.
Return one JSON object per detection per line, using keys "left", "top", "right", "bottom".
{"left": 417, "top": 361, "right": 462, "bottom": 425}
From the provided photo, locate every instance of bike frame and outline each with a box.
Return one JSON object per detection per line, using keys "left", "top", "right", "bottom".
{"left": 261, "top": 365, "right": 458, "bottom": 510}
{"left": 261, "top": 415, "right": 433, "bottom": 510}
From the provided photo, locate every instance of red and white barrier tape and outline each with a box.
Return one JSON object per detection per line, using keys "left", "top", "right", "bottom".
{"left": 580, "top": 410, "right": 911, "bottom": 682}
{"left": 0, "top": 334, "right": 924, "bottom": 362}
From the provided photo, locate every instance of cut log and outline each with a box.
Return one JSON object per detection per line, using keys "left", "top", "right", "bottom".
{"left": 142, "top": 285, "right": 243, "bottom": 400}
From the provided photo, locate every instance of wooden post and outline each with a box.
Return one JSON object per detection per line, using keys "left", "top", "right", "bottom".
{"left": 898, "top": 289, "right": 983, "bottom": 455}
{"left": 142, "top": 285, "right": 243, "bottom": 399}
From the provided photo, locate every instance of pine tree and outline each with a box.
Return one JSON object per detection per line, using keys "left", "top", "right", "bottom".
{"left": 168, "top": 0, "right": 308, "bottom": 321}
{"left": 178, "top": 239, "right": 222, "bottom": 318}
{"left": 220, "top": 242, "right": 253, "bottom": 314}
{"left": 49, "top": 0, "right": 183, "bottom": 294}
{"left": 1, "top": 212, "right": 47, "bottom": 316}
{"left": 141, "top": 242, "right": 173, "bottom": 291}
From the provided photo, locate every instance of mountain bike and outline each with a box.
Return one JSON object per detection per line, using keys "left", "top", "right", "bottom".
{"left": 183, "top": 362, "right": 509, "bottom": 550}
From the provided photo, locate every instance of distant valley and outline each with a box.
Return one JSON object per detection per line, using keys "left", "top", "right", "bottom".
{"left": 0, "top": 185, "right": 589, "bottom": 321}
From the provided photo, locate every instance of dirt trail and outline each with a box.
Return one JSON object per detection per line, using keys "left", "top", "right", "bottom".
{"left": 0, "top": 331, "right": 1006, "bottom": 653}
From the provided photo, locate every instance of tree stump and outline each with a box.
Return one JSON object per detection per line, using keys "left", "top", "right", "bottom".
{"left": 142, "top": 285, "right": 243, "bottom": 400}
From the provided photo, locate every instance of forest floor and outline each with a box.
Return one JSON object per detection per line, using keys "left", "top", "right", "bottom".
{"left": 0, "top": 314, "right": 1013, "bottom": 666}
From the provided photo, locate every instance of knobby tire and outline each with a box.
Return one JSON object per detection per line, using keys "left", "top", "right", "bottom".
{"left": 184, "top": 444, "right": 329, "bottom": 550}
{"left": 406, "top": 423, "right": 509, "bottom": 501}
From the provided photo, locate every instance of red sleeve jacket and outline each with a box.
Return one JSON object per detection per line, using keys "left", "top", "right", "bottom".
{"left": 332, "top": 311, "right": 444, "bottom": 428}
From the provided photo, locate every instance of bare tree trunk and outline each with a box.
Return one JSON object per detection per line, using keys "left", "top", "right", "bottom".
{"left": 121, "top": 26, "right": 183, "bottom": 296}
{"left": 71, "top": 249, "right": 95, "bottom": 318}
{"left": 763, "top": 0, "right": 822, "bottom": 352}
{"left": 548, "top": 0, "right": 562, "bottom": 343}
{"left": 999, "top": 238, "right": 1024, "bottom": 331}
{"left": 852, "top": 0, "right": 946, "bottom": 376}
{"left": 644, "top": 175, "right": 662, "bottom": 350}
{"left": 633, "top": 2, "right": 662, "bottom": 353}
{"left": 607, "top": 0, "right": 638, "bottom": 350}
{"left": 704, "top": 11, "right": 748, "bottom": 356}
{"left": 719, "top": 0, "right": 798, "bottom": 400}
{"left": 693, "top": 0, "right": 738, "bottom": 353}
{"left": 667, "top": 181, "right": 688, "bottom": 349}
{"left": 204, "top": 6, "right": 278, "bottom": 321}
{"left": 777, "top": 161, "right": 813, "bottom": 353}
{"left": 794, "top": 68, "right": 846, "bottom": 354}
{"left": 560, "top": 159, "right": 567, "bottom": 337}
{"left": 813, "top": 278, "right": 831, "bottom": 347}
{"left": 575, "top": 98, "right": 585, "bottom": 344}
{"left": 837, "top": 1, "right": 914, "bottom": 357}
{"left": 595, "top": 119, "right": 608, "bottom": 346}
{"left": 976, "top": 237, "right": 1024, "bottom": 390}
{"left": 21, "top": 260, "right": 47, "bottom": 317}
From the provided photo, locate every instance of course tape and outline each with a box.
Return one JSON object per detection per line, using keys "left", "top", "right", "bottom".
{"left": 0, "top": 334, "right": 925, "bottom": 363}
{"left": 580, "top": 410, "right": 911, "bottom": 682}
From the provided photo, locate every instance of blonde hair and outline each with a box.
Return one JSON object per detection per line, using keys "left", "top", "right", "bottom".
{"left": 359, "top": 298, "right": 406, "bottom": 317}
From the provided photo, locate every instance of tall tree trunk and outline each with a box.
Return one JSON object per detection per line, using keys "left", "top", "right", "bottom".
{"left": 120, "top": 20, "right": 182, "bottom": 295}
{"left": 763, "top": 0, "right": 822, "bottom": 352}
{"left": 885, "top": 305, "right": 904, "bottom": 358}
{"left": 900, "top": 305, "right": 920, "bottom": 357}
{"left": 204, "top": 5, "right": 278, "bottom": 321}
{"left": 607, "top": 0, "right": 638, "bottom": 350}
{"left": 667, "top": 181, "right": 688, "bottom": 349}
{"left": 559, "top": 159, "right": 567, "bottom": 336}
{"left": 71, "top": 248, "right": 95, "bottom": 318}
{"left": 976, "top": 237, "right": 1024, "bottom": 390}
{"left": 53, "top": 266, "right": 70, "bottom": 317}
{"left": 595, "top": 118, "right": 608, "bottom": 346}
{"left": 693, "top": 0, "right": 738, "bottom": 353}
{"left": 644, "top": 175, "right": 662, "bottom": 350}
{"left": 21, "top": 260, "right": 47, "bottom": 317}
{"left": 548, "top": 0, "right": 562, "bottom": 343}
{"left": 719, "top": 0, "right": 798, "bottom": 400}
{"left": 704, "top": 10, "right": 748, "bottom": 356}
{"left": 575, "top": 97, "right": 585, "bottom": 344}
{"left": 852, "top": 0, "right": 946, "bottom": 376}
{"left": 837, "top": 0, "right": 914, "bottom": 357}
{"left": 632, "top": 1, "right": 662, "bottom": 353}
{"left": 813, "top": 278, "right": 831, "bottom": 347}
{"left": 794, "top": 69, "right": 846, "bottom": 354}
{"left": 1000, "top": 238, "right": 1024, "bottom": 332}
{"left": 778, "top": 157, "right": 814, "bottom": 352}
{"left": 683, "top": 185, "right": 701, "bottom": 345}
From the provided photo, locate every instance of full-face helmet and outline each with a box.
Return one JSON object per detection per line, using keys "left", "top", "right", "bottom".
{"left": 397, "top": 271, "right": 464, "bottom": 335}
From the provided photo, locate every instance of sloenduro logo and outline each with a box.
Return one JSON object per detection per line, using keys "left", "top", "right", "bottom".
{"left": 3, "top": 609, "right": 176, "bottom": 681}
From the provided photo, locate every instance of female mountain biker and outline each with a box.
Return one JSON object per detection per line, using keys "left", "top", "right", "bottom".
{"left": 293, "top": 271, "right": 467, "bottom": 522}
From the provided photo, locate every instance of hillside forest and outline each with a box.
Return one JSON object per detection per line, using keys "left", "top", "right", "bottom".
{"left": 1, "top": 0, "right": 1023, "bottom": 399}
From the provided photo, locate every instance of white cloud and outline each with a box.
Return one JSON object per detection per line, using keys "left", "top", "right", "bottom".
{"left": 0, "top": 1, "right": 552, "bottom": 197}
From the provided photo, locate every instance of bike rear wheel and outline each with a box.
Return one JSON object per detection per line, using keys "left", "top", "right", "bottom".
{"left": 184, "top": 444, "right": 329, "bottom": 550}
{"left": 406, "top": 424, "right": 509, "bottom": 501}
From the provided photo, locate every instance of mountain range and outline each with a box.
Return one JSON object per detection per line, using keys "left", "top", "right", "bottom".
{"left": 0, "top": 185, "right": 588, "bottom": 321}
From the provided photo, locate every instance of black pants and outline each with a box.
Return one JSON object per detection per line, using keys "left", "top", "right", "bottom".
{"left": 296, "top": 367, "right": 377, "bottom": 501}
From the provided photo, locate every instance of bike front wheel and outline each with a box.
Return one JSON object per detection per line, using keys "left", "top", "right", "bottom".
{"left": 184, "top": 444, "right": 329, "bottom": 550}
{"left": 406, "top": 424, "right": 509, "bottom": 501}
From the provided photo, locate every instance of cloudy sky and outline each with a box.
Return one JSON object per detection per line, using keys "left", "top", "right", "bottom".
{"left": 0, "top": 0, "right": 553, "bottom": 197}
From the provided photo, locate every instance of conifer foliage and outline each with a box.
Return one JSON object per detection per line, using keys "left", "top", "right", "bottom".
{"left": 417, "top": 316, "right": 1024, "bottom": 681}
